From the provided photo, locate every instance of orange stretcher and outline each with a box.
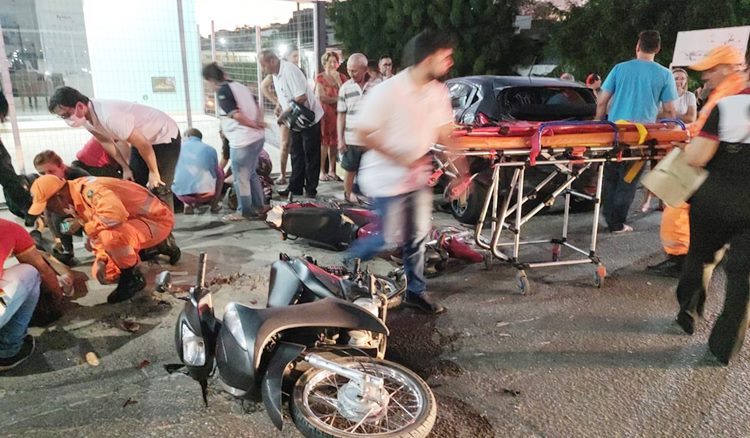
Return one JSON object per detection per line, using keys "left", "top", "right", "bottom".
{"left": 434, "top": 120, "right": 690, "bottom": 293}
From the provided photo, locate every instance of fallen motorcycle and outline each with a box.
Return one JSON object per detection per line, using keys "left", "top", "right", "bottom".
{"left": 157, "top": 253, "right": 436, "bottom": 437}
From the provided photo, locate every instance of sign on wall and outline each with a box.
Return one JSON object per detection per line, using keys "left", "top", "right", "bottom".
{"left": 151, "top": 76, "right": 177, "bottom": 93}
{"left": 672, "top": 25, "right": 750, "bottom": 67}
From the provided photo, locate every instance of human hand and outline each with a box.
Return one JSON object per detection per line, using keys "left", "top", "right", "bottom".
{"left": 338, "top": 140, "right": 347, "bottom": 153}
{"left": 57, "top": 274, "right": 74, "bottom": 296}
{"left": 147, "top": 171, "right": 164, "bottom": 189}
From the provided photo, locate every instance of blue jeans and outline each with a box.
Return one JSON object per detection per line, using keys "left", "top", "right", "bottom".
{"left": 602, "top": 161, "right": 644, "bottom": 231}
{"left": 0, "top": 264, "right": 40, "bottom": 358}
{"left": 230, "top": 138, "right": 266, "bottom": 216}
{"left": 345, "top": 189, "right": 432, "bottom": 295}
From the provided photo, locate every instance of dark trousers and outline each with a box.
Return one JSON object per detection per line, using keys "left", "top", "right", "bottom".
{"left": 130, "top": 136, "right": 181, "bottom": 211}
{"left": 602, "top": 161, "right": 644, "bottom": 231}
{"left": 72, "top": 160, "right": 121, "bottom": 178}
{"left": 288, "top": 123, "right": 321, "bottom": 196}
{"left": 676, "top": 185, "right": 750, "bottom": 363}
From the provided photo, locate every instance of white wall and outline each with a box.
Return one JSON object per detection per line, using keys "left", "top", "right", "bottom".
{"left": 82, "top": 0, "right": 203, "bottom": 115}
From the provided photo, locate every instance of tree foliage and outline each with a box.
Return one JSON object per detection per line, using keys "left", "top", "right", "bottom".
{"left": 551, "top": 0, "right": 750, "bottom": 79}
{"left": 329, "top": 0, "right": 527, "bottom": 76}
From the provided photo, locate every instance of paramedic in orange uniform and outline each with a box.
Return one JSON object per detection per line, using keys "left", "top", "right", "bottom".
{"left": 28, "top": 175, "right": 176, "bottom": 303}
{"left": 648, "top": 45, "right": 747, "bottom": 277}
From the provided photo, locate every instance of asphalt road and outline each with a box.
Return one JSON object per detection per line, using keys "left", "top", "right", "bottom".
{"left": 1, "top": 186, "right": 749, "bottom": 437}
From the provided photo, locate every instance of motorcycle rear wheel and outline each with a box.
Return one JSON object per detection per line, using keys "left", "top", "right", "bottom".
{"left": 290, "top": 356, "right": 436, "bottom": 438}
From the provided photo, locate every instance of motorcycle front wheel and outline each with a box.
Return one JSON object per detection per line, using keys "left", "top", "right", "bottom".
{"left": 290, "top": 356, "right": 436, "bottom": 438}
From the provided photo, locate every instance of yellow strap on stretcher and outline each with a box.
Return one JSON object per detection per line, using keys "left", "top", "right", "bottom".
{"left": 616, "top": 120, "right": 648, "bottom": 183}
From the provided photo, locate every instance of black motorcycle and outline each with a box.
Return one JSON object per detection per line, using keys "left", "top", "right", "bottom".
{"left": 157, "top": 253, "right": 436, "bottom": 437}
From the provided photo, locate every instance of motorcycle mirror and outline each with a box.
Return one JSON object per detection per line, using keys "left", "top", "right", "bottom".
{"left": 155, "top": 271, "right": 172, "bottom": 293}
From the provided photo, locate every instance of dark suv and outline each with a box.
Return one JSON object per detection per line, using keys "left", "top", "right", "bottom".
{"left": 443, "top": 76, "right": 597, "bottom": 223}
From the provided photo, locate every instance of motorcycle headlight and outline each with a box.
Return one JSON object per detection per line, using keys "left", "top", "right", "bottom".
{"left": 181, "top": 323, "right": 206, "bottom": 366}
{"left": 223, "top": 306, "right": 248, "bottom": 350}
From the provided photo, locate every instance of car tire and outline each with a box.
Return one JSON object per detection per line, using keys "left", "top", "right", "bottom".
{"left": 450, "top": 182, "right": 487, "bottom": 225}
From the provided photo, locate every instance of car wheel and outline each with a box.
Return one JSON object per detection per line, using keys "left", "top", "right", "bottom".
{"left": 450, "top": 182, "right": 487, "bottom": 225}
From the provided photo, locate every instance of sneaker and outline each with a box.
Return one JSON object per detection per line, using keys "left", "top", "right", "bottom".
{"left": 107, "top": 267, "right": 146, "bottom": 304}
{"left": 611, "top": 224, "right": 634, "bottom": 234}
{"left": 184, "top": 205, "right": 195, "bottom": 215}
{"left": 0, "top": 335, "right": 35, "bottom": 372}
{"left": 53, "top": 249, "right": 78, "bottom": 267}
{"left": 402, "top": 292, "right": 446, "bottom": 314}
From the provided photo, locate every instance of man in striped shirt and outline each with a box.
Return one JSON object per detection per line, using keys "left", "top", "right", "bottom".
{"left": 337, "top": 53, "right": 381, "bottom": 203}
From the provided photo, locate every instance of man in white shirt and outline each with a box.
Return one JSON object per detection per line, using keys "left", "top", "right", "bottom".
{"left": 203, "top": 63, "right": 267, "bottom": 221}
{"left": 344, "top": 30, "right": 463, "bottom": 314}
{"left": 48, "top": 86, "right": 181, "bottom": 211}
{"left": 260, "top": 50, "right": 324, "bottom": 198}
{"left": 337, "top": 53, "right": 381, "bottom": 203}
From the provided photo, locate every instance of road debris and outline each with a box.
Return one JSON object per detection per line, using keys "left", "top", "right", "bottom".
{"left": 85, "top": 352, "right": 100, "bottom": 366}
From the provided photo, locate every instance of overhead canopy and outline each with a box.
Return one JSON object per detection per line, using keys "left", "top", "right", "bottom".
{"left": 672, "top": 25, "right": 750, "bottom": 67}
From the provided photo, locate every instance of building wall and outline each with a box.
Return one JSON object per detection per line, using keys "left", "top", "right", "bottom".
{"left": 82, "top": 0, "right": 203, "bottom": 115}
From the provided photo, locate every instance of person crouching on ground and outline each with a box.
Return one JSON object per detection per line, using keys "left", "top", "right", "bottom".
{"left": 28, "top": 175, "right": 178, "bottom": 303}
{"left": 172, "top": 128, "right": 223, "bottom": 215}
{"left": 33, "top": 150, "right": 90, "bottom": 266}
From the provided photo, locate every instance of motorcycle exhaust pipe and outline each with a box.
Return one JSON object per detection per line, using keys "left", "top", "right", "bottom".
{"left": 305, "top": 354, "right": 384, "bottom": 387}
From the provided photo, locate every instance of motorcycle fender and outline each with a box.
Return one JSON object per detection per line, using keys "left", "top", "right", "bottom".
{"left": 240, "top": 298, "right": 388, "bottom": 375}
{"left": 261, "top": 342, "right": 306, "bottom": 431}
{"left": 266, "top": 260, "right": 303, "bottom": 307}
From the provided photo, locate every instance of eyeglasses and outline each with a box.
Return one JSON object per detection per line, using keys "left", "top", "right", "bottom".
{"left": 382, "top": 63, "right": 392, "bottom": 66}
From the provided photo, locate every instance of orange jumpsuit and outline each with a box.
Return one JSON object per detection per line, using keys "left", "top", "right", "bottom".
{"left": 68, "top": 176, "right": 174, "bottom": 283}
{"left": 660, "top": 71, "right": 747, "bottom": 256}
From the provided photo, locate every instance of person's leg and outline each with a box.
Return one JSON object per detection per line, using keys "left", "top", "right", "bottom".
{"left": 610, "top": 163, "right": 644, "bottom": 229}
{"left": 675, "top": 207, "right": 730, "bottom": 334}
{"left": 287, "top": 130, "right": 305, "bottom": 195}
{"left": 708, "top": 228, "right": 750, "bottom": 364}
{"left": 245, "top": 138, "right": 267, "bottom": 212}
{"left": 319, "top": 141, "right": 328, "bottom": 180}
{"left": 402, "top": 189, "right": 432, "bottom": 296}
{"left": 327, "top": 144, "right": 338, "bottom": 178}
{"left": 0, "top": 264, "right": 41, "bottom": 358}
{"left": 152, "top": 139, "right": 181, "bottom": 211}
{"left": 601, "top": 162, "right": 620, "bottom": 230}
{"left": 277, "top": 125, "right": 290, "bottom": 183}
{"left": 302, "top": 123, "right": 322, "bottom": 196}
{"left": 344, "top": 196, "right": 397, "bottom": 263}
{"left": 210, "top": 166, "right": 225, "bottom": 212}
{"left": 229, "top": 146, "right": 255, "bottom": 217}
{"left": 129, "top": 147, "right": 149, "bottom": 188}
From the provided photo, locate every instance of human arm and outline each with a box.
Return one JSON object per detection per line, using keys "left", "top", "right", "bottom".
{"left": 126, "top": 128, "right": 162, "bottom": 188}
{"left": 337, "top": 113, "right": 347, "bottom": 152}
{"left": 684, "top": 104, "right": 720, "bottom": 168}
{"left": 15, "top": 246, "right": 66, "bottom": 297}
{"left": 661, "top": 100, "right": 677, "bottom": 120}
{"left": 218, "top": 83, "right": 265, "bottom": 130}
{"left": 315, "top": 76, "right": 338, "bottom": 105}
{"left": 594, "top": 90, "right": 612, "bottom": 121}
{"left": 92, "top": 132, "right": 133, "bottom": 180}
{"left": 260, "top": 75, "right": 278, "bottom": 105}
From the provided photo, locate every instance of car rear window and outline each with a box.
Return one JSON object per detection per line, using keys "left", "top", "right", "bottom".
{"left": 497, "top": 86, "right": 596, "bottom": 121}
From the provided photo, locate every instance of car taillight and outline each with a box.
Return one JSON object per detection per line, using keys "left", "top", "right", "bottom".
{"left": 475, "top": 112, "right": 491, "bottom": 126}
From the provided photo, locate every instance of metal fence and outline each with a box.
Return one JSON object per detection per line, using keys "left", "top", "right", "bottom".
{"left": 0, "top": 0, "right": 329, "bottom": 179}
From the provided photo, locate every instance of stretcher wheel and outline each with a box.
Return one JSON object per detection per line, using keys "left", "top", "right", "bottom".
{"left": 593, "top": 264, "right": 607, "bottom": 288}
{"left": 515, "top": 271, "right": 530, "bottom": 295}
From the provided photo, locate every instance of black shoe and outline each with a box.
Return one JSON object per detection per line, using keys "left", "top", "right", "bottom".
{"left": 0, "top": 335, "right": 35, "bottom": 371}
{"left": 53, "top": 248, "right": 78, "bottom": 267}
{"left": 277, "top": 189, "right": 302, "bottom": 197}
{"left": 139, "top": 247, "right": 159, "bottom": 262}
{"left": 675, "top": 311, "right": 695, "bottom": 335}
{"left": 304, "top": 192, "right": 317, "bottom": 199}
{"left": 157, "top": 233, "right": 181, "bottom": 265}
{"left": 107, "top": 267, "right": 146, "bottom": 304}
{"left": 402, "top": 292, "right": 445, "bottom": 314}
{"left": 647, "top": 255, "right": 685, "bottom": 278}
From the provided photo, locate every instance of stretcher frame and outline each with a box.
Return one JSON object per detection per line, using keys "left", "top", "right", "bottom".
{"left": 435, "top": 120, "right": 688, "bottom": 293}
